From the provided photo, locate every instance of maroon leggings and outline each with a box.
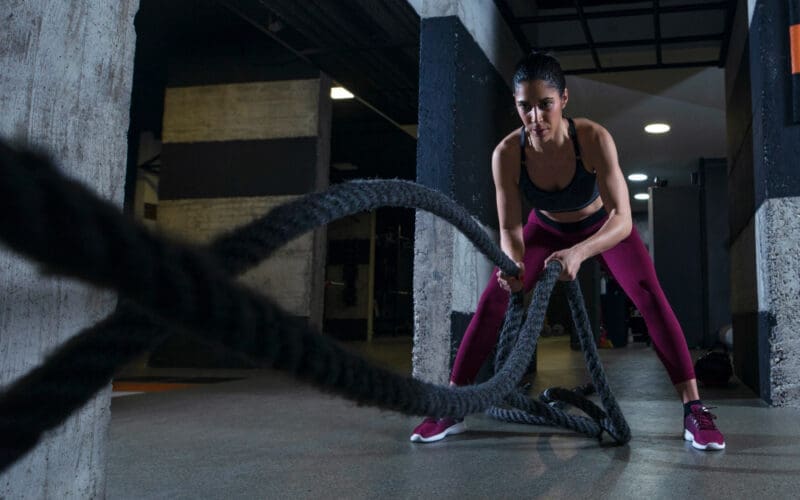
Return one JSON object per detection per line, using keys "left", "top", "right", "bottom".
{"left": 450, "top": 209, "right": 695, "bottom": 386}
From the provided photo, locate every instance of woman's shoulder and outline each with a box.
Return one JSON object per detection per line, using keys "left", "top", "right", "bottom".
{"left": 493, "top": 128, "right": 524, "bottom": 160}
{"left": 571, "top": 117, "right": 613, "bottom": 150}
{"left": 571, "top": 117, "right": 605, "bottom": 135}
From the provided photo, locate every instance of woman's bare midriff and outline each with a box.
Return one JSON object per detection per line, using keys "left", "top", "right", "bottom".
{"left": 538, "top": 195, "right": 605, "bottom": 223}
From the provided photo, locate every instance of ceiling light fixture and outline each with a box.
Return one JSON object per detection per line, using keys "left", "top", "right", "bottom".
{"left": 331, "top": 86, "right": 354, "bottom": 100}
{"left": 634, "top": 193, "right": 650, "bottom": 201}
{"left": 628, "top": 173, "right": 648, "bottom": 182}
{"left": 644, "top": 123, "right": 670, "bottom": 134}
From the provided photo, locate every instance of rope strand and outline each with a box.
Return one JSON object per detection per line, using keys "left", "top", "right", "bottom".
{"left": 0, "top": 140, "right": 629, "bottom": 473}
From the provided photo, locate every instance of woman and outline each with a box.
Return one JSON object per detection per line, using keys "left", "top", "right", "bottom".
{"left": 409, "top": 52, "right": 725, "bottom": 451}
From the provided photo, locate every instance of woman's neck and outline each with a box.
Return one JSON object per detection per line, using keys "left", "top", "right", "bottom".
{"left": 529, "top": 117, "right": 569, "bottom": 154}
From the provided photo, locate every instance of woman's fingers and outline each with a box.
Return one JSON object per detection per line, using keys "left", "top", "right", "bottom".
{"left": 496, "top": 272, "right": 521, "bottom": 292}
{"left": 498, "top": 262, "right": 525, "bottom": 292}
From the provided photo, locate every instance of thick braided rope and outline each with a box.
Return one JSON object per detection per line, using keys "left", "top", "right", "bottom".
{"left": 0, "top": 141, "right": 579, "bottom": 471}
{"left": 209, "top": 179, "right": 517, "bottom": 276}
{"left": 486, "top": 285, "right": 604, "bottom": 438}
{"left": 486, "top": 279, "right": 631, "bottom": 442}
{"left": 566, "top": 280, "right": 630, "bottom": 442}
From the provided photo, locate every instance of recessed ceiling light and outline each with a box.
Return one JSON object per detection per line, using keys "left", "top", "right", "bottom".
{"left": 331, "top": 86, "right": 354, "bottom": 99}
{"left": 634, "top": 193, "right": 650, "bottom": 201}
{"left": 644, "top": 123, "right": 670, "bottom": 134}
{"left": 628, "top": 173, "right": 648, "bottom": 182}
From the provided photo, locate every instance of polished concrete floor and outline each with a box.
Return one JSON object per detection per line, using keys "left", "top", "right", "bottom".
{"left": 107, "top": 337, "right": 800, "bottom": 499}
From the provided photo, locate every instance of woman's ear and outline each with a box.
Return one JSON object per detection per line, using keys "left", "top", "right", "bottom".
{"left": 562, "top": 88, "right": 569, "bottom": 109}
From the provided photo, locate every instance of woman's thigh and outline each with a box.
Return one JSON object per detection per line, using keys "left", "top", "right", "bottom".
{"left": 520, "top": 217, "right": 568, "bottom": 290}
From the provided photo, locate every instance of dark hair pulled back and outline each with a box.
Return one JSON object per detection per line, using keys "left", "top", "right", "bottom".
{"left": 512, "top": 51, "right": 566, "bottom": 96}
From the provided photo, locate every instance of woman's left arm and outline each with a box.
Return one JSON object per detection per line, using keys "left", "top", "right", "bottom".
{"left": 546, "top": 123, "right": 633, "bottom": 280}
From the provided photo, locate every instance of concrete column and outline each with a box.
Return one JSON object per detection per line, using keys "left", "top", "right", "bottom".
{"left": 405, "top": 0, "right": 521, "bottom": 83}
{"left": 0, "top": 1, "right": 138, "bottom": 496}
{"left": 725, "top": 0, "right": 800, "bottom": 405}
{"left": 411, "top": 12, "right": 520, "bottom": 384}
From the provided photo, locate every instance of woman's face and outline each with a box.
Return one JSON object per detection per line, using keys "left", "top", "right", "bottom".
{"left": 514, "top": 79, "right": 568, "bottom": 144}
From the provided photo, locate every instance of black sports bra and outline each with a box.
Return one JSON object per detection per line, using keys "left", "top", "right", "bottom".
{"left": 519, "top": 118, "right": 600, "bottom": 213}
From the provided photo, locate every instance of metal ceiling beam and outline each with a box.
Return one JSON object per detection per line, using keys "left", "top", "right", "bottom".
{"left": 565, "top": 59, "right": 720, "bottom": 75}
{"left": 654, "top": 0, "right": 662, "bottom": 65}
{"left": 539, "top": 33, "right": 723, "bottom": 53}
{"left": 300, "top": 43, "right": 418, "bottom": 57}
{"left": 718, "top": 0, "right": 739, "bottom": 66}
{"left": 352, "top": 0, "right": 419, "bottom": 44}
{"left": 492, "top": 0, "right": 532, "bottom": 54}
{"left": 573, "top": 0, "right": 601, "bottom": 71}
{"left": 515, "top": 1, "right": 728, "bottom": 24}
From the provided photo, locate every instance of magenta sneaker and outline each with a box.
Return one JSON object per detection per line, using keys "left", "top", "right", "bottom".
{"left": 409, "top": 417, "right": 466, "bottom": 443}
{"left": 684, "top": 404, "right": 725, "bottom": 450}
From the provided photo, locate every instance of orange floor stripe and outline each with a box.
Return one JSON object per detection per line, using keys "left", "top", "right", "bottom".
{"left": 112, "top": 382, "right": 194, "bottom": 393}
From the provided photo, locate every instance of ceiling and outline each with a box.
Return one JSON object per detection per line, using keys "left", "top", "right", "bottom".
{"left": 134, "top": 0, "right": 738, "bottom": 210}
{"left": 497, "top": 0, "right": 736, "bottom": 74}
{"left": 218, "top": 0, "right": 420, "bottom": 126}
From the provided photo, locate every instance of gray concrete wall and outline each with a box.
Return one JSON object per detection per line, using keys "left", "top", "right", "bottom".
{"left": 754, "top": 198, "right": 800, "bottom": 405}
{"left": 157, "top": 77, "right": 330, "bottom": 326}
{"left": 748, "top": 0, "right": 800, "bottom": 405}
{"left": 0, "top": 1, "right": 139, "bottom": 496}
{"left": 725, "top": 0, "right": 800, "bottom": 405}
{"left": 148, "top": 76, "right": 331, "bottom": 367}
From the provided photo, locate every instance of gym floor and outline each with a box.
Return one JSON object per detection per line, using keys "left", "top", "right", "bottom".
{"left": 107, "top": 337, "right": 800, "bottom": 499}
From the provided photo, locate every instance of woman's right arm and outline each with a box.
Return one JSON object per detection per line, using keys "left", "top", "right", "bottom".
{"left": 492, "top": 142, "right": 525, "bottom": 291}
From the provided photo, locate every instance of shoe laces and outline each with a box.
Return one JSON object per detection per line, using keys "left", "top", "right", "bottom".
{"left": 692, "top": 406, "right": 718, "bottom": 430}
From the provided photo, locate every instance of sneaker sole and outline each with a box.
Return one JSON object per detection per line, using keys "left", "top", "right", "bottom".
{"left": 684, "top": 429, "right": 725, "bottom": 450}
{"left": 409, "top": 422, "right": 467, "bottom": 443}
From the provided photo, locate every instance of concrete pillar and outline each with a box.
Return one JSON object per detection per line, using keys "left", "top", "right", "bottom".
{"left": 151, "top": 76, "right": 331, "bottom": 366}
{"left": 725, "top": 0, "right": 800, "bottom": 405}
{"left": 410, "top": 3, "right": 522, "bottom": 384}
{"left": 0, "top": 1, "right": 138, "bottom": 496}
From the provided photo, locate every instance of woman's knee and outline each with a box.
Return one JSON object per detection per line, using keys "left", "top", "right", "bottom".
{"left": 629, "top": 278, "right": 666, "bottom": 311}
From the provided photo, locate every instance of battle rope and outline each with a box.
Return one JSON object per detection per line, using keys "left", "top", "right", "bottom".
{"left": 0, "top": 140, "right": 629, "bottom": 472}
{"left": 487, "top": 275, "right": 630, "bottom": 442}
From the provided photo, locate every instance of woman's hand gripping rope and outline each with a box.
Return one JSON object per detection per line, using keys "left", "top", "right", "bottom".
{"left": 497, "top": 261, "right": 525, "bottom": 293}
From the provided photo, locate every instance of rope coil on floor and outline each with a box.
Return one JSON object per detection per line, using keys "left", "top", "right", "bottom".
{"left": 488, "top": 278, "right": 629, "bottom": 442}
{"left": 0, "top": 140, "right": 629, "bottom": 473}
